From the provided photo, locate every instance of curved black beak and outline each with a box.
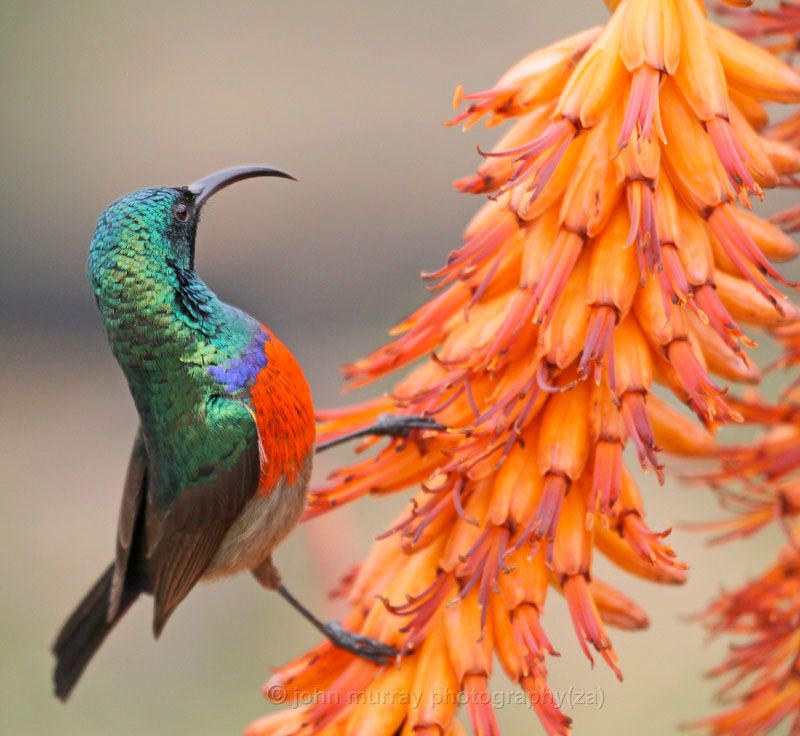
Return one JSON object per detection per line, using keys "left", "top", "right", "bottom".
{"left": 187, "top": 165, "right": 296, "bottom": 207}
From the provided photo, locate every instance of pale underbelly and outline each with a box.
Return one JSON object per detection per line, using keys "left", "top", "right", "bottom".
{"left": 203, "top": 455, "right": 312, "bottom": 579}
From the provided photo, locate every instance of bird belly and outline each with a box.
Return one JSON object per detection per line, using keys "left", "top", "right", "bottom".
{"left": 203, "top": 454, "right": 312, "bottom": 579}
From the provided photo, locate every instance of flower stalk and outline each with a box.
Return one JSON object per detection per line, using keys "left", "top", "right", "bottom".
{"left": 249, "top": 2, "right": 800, "bottom": 733}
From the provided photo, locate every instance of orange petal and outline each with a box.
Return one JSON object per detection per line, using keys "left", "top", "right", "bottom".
{"left": 712, "top": 21, "right": 800, "bottom": 104}
{"left": 406, "top": 618, "right": 460, "bottom": 735}
{"left": 537, "top": 379, "right": 592, "bottom": 480}
{"left": 557, "top": 7, "right": 627, "bottom": 128}
{"left": 590, "top": 577, "right": 650, "bottom": 630}
{"left": 647, "top": 393, "right": 716, "bottom": 456}
{"left": 619, "top": 0, "right": 680, "bottom": 75}
{"left": 673, "top": 0, "right": 728, "bottom": 120}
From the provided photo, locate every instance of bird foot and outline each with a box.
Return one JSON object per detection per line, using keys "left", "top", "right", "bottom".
{"left": 316, "top": 414, "right": 446, "bottom": 453}
{"left": 370, "top": 414, "right": 446, "bottom": 438}
{"left": 322, "top": 621, "right": 397, "bottom": 665}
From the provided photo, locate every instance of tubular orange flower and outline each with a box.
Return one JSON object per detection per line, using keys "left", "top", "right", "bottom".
{"left": 720, "top": 1, "right": 800, "bottom": 55}
{"left": 250, "top": 2, "right": 800, "bottom": 734}
{"left": 691, "top": 386, "right": 800, "bottom": 544}
{"left": 682, "top": 8, "right": 800, "bottom": 731}
{"left": 721, "top": 1, "right": 800, "bottom": 234}
{"left": 690, "top": 542, "right": 800, "bottom": 736}
{"left": 689, "top": 324, "right": 800, "bottom": 734}
{"left": 689, "top": 395, "right": 800, "bottom": 735}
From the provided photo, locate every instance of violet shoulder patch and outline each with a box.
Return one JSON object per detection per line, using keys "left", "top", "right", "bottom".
{"left": 207, "top": 331, "right": 270, "bottom": 392}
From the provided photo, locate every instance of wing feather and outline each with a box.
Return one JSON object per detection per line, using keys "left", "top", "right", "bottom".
{"left": 146, "top": 400, "right": 260, "bottom": 636}
{"left": 109, "top": 427, "right": 148, "bottom": 619}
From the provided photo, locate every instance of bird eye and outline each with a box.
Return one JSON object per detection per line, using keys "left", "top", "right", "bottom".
{"left": 173, "top": 202, "right": 190, "bottom": 222}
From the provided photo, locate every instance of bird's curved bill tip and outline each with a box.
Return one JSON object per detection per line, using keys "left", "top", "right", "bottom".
{"left": 188, "top": 165, "right": 296, "bottom": 206}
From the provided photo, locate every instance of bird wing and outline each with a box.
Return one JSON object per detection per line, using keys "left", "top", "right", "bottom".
{"left": 109, "top": 426, "right": 148, "bottom": 619}
{"left": 145, "top": 398, "right": 261, "bottom": 636}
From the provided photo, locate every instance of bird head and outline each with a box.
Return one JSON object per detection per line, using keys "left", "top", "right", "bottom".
{"left": 88, "top": 165, "right": 296, "bottom": 276}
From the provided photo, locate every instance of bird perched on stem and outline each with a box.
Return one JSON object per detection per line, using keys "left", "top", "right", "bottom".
{"left": 52, "top": 165, "right": 438, "bottom": 701}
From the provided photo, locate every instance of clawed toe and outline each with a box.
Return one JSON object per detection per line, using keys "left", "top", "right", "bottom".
{"left": 324, "top": 621, "right": 397, "bottom": 665}
{"left": 373, "top": 414, "right": 445, "bottom": 438}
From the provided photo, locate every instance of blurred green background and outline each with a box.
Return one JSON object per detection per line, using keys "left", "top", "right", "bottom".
{"left": 0, "top": 2, "right": 796, "bottom": 734}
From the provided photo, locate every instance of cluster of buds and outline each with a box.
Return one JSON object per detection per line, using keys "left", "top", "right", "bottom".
{"left": 693, "top": 542, "right": 800, "bottom": 735}
{"left": 692, "top": 334, "right": 800, "bottom": 735}
{"left": 719, "top": 1, "right": 800, "bottom": 55}
{"left": 683, "top": 6, "right": 800, "bottom": 735}
{"left": 726, "top": 1, "right": 800, "bottom": 233}
{"left": 249, "top": 1, "right": 800, "bottom": 734}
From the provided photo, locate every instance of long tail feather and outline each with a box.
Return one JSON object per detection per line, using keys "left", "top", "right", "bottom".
{"left": 52, "top": 563, "right": 138, "bottom": 700}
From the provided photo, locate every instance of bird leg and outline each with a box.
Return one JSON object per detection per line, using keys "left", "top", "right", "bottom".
{"left": 316, "top": 414, "right": 445, "bottom": 453}
{"left": 275, "top": 583, "right": 397, "bottom": 665}
{"left": 252, "top": 559, "right": 396, "bottom": 665}
{"left": 285, "top": 414, "right": 442, "bottom": 659}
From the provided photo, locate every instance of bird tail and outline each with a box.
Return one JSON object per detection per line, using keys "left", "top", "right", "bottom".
{"left": 52, "top": 563, "right": 139, "bottom": 701}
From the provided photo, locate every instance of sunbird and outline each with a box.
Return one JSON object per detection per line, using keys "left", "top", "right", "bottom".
{"left": 52, "top": 165, "right": 439, "bottom": 700}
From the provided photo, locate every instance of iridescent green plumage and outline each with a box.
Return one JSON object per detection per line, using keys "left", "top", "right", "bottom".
{"left": 54, "top": 167, "right": 398, "bottom": 703}
{"left": 88, "top": 187, "right": 262, "bottom": 506}
{"left": 54, "top": 173, "right": 292, "bottom": 701}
